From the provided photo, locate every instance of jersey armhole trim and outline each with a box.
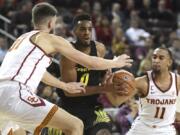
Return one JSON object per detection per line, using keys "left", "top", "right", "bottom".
{"left": 140, "top": 73, "right": 149, "bottom": 98}
{"left": 29, "top": 32, "right": 51, "bottom": 57}
{"left": 175, "top": 74, "right": 179, "bottom": 96}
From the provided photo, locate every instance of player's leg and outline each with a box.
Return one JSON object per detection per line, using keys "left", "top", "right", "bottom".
{"left": 13, "top": 128, "right": 26, "bottom": 135}
{"left": 46, "top": 107, "right": 84, "bottom": 135}
{"left": 85, "top": 107, "right": 112, "bottom": 135}
{"left": 96, "top": 129, "right": 111, "bottom": 135}
{"left": 0, "top": 121, "right": 24, "bottom": 135}
{"left": 0, "top": 81, "right": 83, "bottom": 135}
{"left": 86, "top": 124, "right": 112, "bottom": 135}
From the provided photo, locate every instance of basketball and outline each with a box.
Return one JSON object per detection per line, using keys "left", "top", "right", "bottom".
{"left": 113, "top": 70, "right": 135, "bottom": 95}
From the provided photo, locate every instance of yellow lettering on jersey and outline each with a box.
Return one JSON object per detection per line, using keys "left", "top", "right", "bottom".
{"left": 76, "top": 67, "right": 89, "bottom": 72}
{"left": 80, "top": 73, "right": 89, "bottom": 86}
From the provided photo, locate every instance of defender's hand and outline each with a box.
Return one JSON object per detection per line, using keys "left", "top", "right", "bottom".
{"left": 113, "top": 54, "right": 133, "bottom": 68}
{"left": 63, "top": 82, "right": 85, "bottom": 94}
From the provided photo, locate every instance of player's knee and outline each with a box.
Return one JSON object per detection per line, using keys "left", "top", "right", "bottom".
{"left": 75, "top": 118, "right": 84, "bottom": 131}
{"left": 70, "top": 117, "right": 84, "bottom": 133}
{"left": 86, "top": 123, "right": 112, "bottom": 135}
{"left": 95, "top": 129, "right": 111, "bottom": 135}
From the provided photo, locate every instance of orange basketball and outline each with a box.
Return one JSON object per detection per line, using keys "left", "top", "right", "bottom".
{"left": 113, "top": 70, "right": 135, "bottom": 95}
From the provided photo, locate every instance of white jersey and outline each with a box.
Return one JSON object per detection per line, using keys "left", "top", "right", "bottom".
{"left": 138, "top": 70, "right": 178, "bottom": 127}
{"left": 0, "top": 30, "right": 51, "bottom": 90}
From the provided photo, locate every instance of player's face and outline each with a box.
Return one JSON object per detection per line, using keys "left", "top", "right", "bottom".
{"left": 74, "top": 20, "right": 92, "bottom": 45}
{"left": 151, "top": 48, "right": 172, "bottom": 72}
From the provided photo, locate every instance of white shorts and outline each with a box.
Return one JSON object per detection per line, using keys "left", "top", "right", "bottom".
{"left": 126, "top": 118, "right": 176, "bottom": 135}
{"left": 1, "top": 121, "right": 20, "bottom": 135}
{"left": 0, "top": 80, "right": 58, "bottom": 135}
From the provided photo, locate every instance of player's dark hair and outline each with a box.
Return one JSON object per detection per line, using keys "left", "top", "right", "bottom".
{"left": 72, "top": 14, "right": 91, "bottom": 27}
{"left": 32, "top": 2, "right": 57, "bottom": 25}
{"left": 158, "top": 46, "right": 173, "bottom": 60}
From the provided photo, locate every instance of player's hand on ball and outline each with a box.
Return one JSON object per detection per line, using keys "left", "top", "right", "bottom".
{"left": 103, "top": 71, "right": 129, "bottom": 95}
{"left": 113, "top": 81, "right": 131, "bottom": 96}
{"left": 112, "top": 70, "right": 135, "bottom": 96}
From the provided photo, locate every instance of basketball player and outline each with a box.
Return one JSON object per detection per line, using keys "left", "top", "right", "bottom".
{"left": 0, "top": 2, "right": 133, "bottom": 135}
{"left": 107, "top": 47, "right": 180, "bottom": 135}
{"left": 56, "top": 14, "right": 113, "bottom": 135}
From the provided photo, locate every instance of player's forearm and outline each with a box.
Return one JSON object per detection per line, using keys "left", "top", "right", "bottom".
{"left": 65, "top": 84, "right": 113, "bottom": 97}
{"left": 41, "top": 71, "right": 66, "bottom": 90}
{"left": 84, "top": 56, "right": 117, "bottom": 70}
{"left": 106, "top": 88, "right": 137, "bottom": 107}
{"left": 62, "top": 46, "right": 117, "bottom": 70}
{"left": 54, "top": 36, "right": 121, "bottom": 70}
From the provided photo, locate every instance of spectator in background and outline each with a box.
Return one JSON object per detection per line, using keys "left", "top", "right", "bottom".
{"left": 137, "top": 49, "right": 153, "bottom": 76}
{"left": 92, "top": 1, "right": 102, "bottom": 22}
{"left": 123, "top": 0, "right": 135, "bottom": 19}
{"left": 172, "top": 0, "right": 180, "bottom": 13}
{"left": 95, "top": 15, "right": 113, "bottom": 49}
{"left": 80, "top": 1, "right": 91, "bottom": 14}
{"left": 125, "top": 17, "right": 150, "bottom": 47}
{"left": 111, "top": 27, "right": 128, "bottom": 56}
{"left": 167, "top": 31, "right": 177, "bottom": 47}
{"left": 135, "top": 37, "right": 154, "bottom": 61}
{"left": 125, "top": 16, "right": 150, "bottom": 71}
{"left": 109, "top": 3, "right": 125, "bottom": 26}
{"left": 177, "top": 14, "right": 180, "bottom": 38}
{"left": 0, "top": 0, "right": 16, "bottom": 18}
{"left": 9, "top": 0, "right": 32, "bottom": 36}
{"left": 0, "top": 36, "right": 7, "bottom": 64}
{"left": 148, "top": 0, "right": 175, "bottom": 33}
{"left": 139, "top": 0, "right": 153, "bottom": 20}
{"left": 169, "top": 37, "right": 180, "bottom": 66}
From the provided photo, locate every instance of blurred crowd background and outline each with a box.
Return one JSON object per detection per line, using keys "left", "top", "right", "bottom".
{"left": 0, "top": 0, "right": 180, "bottom": 134}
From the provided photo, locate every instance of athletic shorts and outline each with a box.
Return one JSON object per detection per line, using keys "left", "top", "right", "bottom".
{"left": 126, "top": 118, "right": 176, "bottom": 135}
{"left": 0, "top": 80, "right": 58, "bottom": 135}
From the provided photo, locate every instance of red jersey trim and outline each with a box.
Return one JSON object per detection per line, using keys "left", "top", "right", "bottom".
{"left": 11, "top": 46, "right": 36, "bottom": 80}
{"left": 24, "top": 54, "right": 45, "bottom": 85}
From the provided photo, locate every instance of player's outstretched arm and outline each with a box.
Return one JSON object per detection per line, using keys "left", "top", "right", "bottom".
{"left": 41, "top": 71, "right": 85, "bottom": 94}
{"left": 106, "top": 88, "right": 138, "bottom": 107}
{"left": 61, "top": 56, "right": 115, "bottom": 97}
{"left": 51, "top": 35, "right": 133, "bottom": 70}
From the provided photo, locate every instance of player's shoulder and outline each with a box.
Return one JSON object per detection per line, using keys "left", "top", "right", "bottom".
{"left": 135, "top": 74, "right": 148, "bottom": 82}
{"left": 94, "top": 41, "right": 106, "bottom": 57}
{"left": 31, "top": 32, "right": 52, "bottom": 43}
{"left": 60, "top": 50, "right": 76, "bottom": 66}
{"left": 35, "top": 32, "right": 65, "bottom": 43}
{"left": 175, "top": 73, "right": 180, "bottom": 78}
{"left": 95, "top": 41, "right": 105, "bottom": 49}
{"left": 175, "top": 73, "right": 180, "bottom": 91}
{"left": 135, "top": 75, "right": 148, "bottom": 92}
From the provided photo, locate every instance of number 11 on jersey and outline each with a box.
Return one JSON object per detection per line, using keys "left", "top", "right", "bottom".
{"left": 154, "top": 107, "right": 166, "bottom": 119}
